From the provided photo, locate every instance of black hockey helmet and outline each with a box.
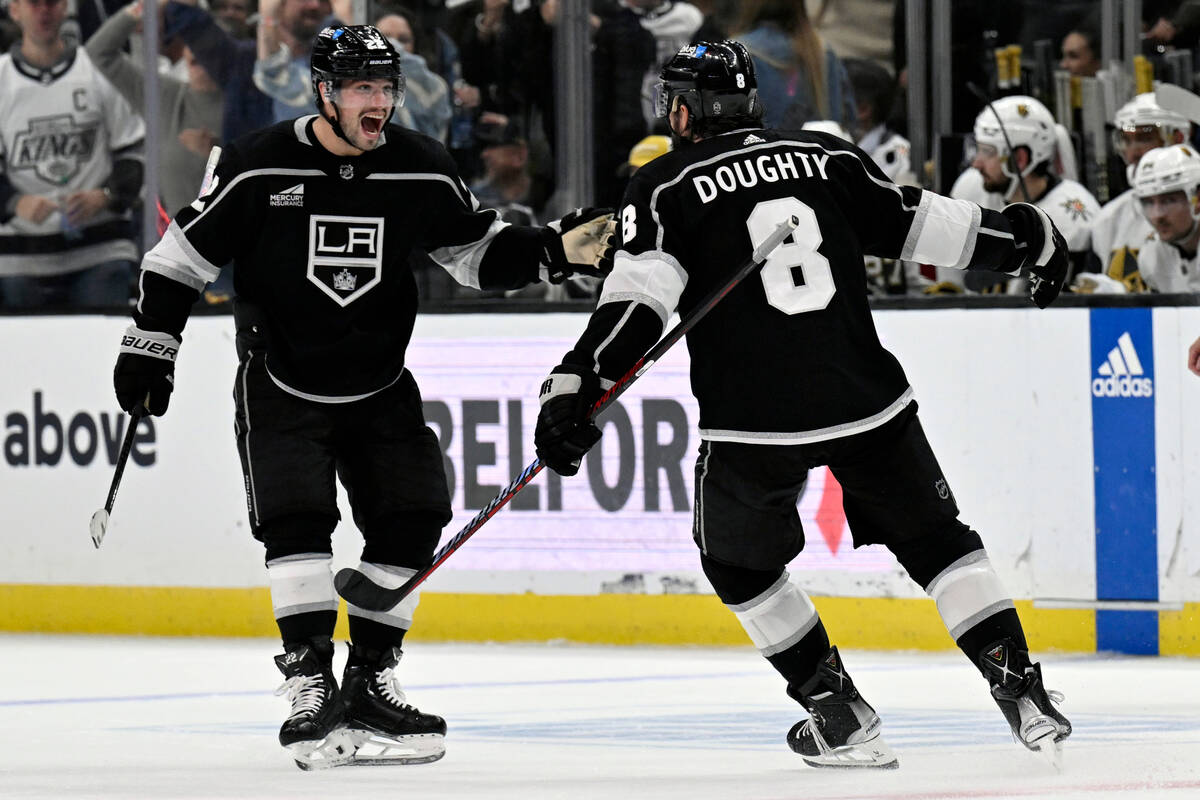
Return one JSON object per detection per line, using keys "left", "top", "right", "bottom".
{"left": 310, "top": 25, "right": 406, "bottom": 111}
{"left": 653, "top": 40, "right": 761, "bottom": 125}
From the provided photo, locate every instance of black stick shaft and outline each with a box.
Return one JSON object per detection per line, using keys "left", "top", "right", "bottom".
{"left": 375, "top": 215, "right": 801, "bottom": 604}
{"left": 105, "top": 408, "right": 144, "bottom": 514}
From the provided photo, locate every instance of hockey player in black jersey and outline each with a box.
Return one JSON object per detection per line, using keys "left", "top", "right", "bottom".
{"left": 535, "top": 41, "right": 1072, "bottom": 769}
{"left": 110, "top": 25, "right": 613, "bottom": 770}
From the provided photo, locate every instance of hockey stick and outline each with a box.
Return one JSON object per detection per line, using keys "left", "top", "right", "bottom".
{"left": 90, "top": 401, "right": 147, "bottom": 548}
{"left": 1154, "top": 82, "right": 1200, "bottom": 124}
{"left": 334, "top": 214, "right": 801, "bottom": 611}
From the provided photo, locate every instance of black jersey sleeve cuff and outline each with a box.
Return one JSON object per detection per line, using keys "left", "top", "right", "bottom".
{"left": 133, "top": 270, "right": 200, "bottom": 337}
{"left": 477, "top": 225, "right": 542, "bottom": 290}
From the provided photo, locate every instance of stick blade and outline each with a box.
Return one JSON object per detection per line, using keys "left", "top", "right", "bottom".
{"left": 90, "top": 509, "right": 109, "bottom": 549}
{"left": 334, "top": 567, "right": 397, "bottom": 612}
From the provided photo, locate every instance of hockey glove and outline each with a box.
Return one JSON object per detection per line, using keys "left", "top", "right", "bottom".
{"left": 114, "top": 325, "right": 180, "bottom": 416}
{"left": 535, "top": 364, "right": 603, "bottom": 477}
{"left": 540, "top": 207, "right": 616, "bottom": 284}
{"left": 1001, "top": 202, "right": 1070, "bottom": 309}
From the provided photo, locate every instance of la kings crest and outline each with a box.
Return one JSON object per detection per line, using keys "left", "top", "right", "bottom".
{"left": 10, "top": 113, "right": 99, "bottom": 184}
{"left": 307, "top": 215, "right": 385, "bottom": 306}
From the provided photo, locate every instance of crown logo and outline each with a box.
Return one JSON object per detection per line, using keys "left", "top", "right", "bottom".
{"left": 332, "top": 269, "right": 357, "bottom": 291}
{"left": 1017, "top": 103, "right": 1029, "bottom": 117}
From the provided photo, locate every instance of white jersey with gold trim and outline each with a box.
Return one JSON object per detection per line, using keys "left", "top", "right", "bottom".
{"left": 1091, "top": 189, "right": 1153, "bottom": 279}
{"left": 1134, "top": 235, "right": 1200, "bottom": 293}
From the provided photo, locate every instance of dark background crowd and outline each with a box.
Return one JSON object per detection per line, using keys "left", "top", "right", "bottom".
{"left": 1, "top": 0, "right": 1197, "bottom": 310}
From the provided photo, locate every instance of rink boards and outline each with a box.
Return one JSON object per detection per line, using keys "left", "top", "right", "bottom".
{"left": 1, "top": 307, "right": 1197, "bottom": 655}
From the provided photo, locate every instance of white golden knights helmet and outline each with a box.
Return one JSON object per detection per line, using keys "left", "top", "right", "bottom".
{"left": 1112, "top": 92, "right": 1192, "bottom": 180}
{"left": 973, "top": 96, "right": 1058, "bottom": 194}
{"left": 1132, "top": 143, "right": 1200, "bottom": 221}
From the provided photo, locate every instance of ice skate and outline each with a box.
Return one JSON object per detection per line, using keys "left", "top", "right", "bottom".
{"left": 341, "top": 645, "right": 446, "bottom": 765}
{"left": 980, "top": 639, "right": 1071, "bottom": 768}
{"left": 786, "top": 646, "right": 899, "bottom": 769}
{"left": 274, "top": 638, "right": 354, "bottom": 770}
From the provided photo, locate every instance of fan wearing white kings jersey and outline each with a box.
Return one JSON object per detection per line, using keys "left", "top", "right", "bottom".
{"left": 109, "top": 25, "right": 614, "bottom": 770}
{"left": 534, "top": 41, "right": 1073, "bottom": 769}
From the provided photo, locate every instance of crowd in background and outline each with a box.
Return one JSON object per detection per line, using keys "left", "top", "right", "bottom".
{"left": 2, "top": 0, "right": 1200, "bottom": 310}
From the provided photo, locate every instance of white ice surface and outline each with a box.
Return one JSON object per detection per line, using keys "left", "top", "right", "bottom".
{"left": 1, "top": 635, "right": 1198, "bottom": 799}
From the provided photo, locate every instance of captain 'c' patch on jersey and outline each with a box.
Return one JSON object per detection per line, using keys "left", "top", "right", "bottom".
{"left": 307, "top": 215, "right": 385, "bottom": 306}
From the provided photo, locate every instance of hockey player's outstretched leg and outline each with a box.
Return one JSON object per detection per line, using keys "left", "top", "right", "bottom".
{"left": 980, "top": 639, "right": 1071, "bottom": 765}
{"left": 274, "top": 637, "right": 354, "bottom": 770}
{"left": 786, "top": 646, "right": 899, "bottom": 769}
{"left": 341, "top": 645, "right": 446, "bottom": 765}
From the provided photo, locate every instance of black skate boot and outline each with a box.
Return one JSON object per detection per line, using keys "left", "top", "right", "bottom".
{"left": 273, "top": 637, "right": 353, "bottom": 770}
{"left": 341, "top": 645, "right": 446, "bottom": 765}
{"left": 980, "top": 639, "right": 1071, "bottom": 764}
{"left": 786, "top": 646, "right": 898, "bottom": 769}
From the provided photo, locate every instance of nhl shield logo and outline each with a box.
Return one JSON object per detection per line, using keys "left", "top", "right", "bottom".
{"left": 935, "top": 479, "right": 950, "bottom": 500}
{"left": 339, "top": 164, "right": 354, "bottom": 180}
{"left": 307, "top": 214, "right": 384, "bottom": 306}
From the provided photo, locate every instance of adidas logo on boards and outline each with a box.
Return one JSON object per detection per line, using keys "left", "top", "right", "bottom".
{"left": 269, "top": 183, "right": 305, "bottom": 207}
{"left": 1092, "top": 331, "right": 1153, "bottom": 398}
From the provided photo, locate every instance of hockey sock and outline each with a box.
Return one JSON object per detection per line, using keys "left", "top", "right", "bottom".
{"left": 922, "top": 549, "right": 1025, "bottom": 671}
{"left": 345, "top": 561, "right": 420, "bottom": 649}
{"left": 267, "top": 553, "right": 338, "bottom": 643}
{"left": 955, "top": 608, "right": 1028, "bottom": 674}
{"left": 348, "top": 617, "right": 408, "bottom": 657}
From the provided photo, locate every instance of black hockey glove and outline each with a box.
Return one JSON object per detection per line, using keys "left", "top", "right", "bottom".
{"left": 540, "top": 207, "right": 616, "bottom": 284}
{"left": 114, "top": 325, "right": 180, "bottom": 416}
{"left": 535, "top": 364, "right": 603, "bottom": 476}
{"left": 1001, "top": 202, "right": 1070, "bottom": 309}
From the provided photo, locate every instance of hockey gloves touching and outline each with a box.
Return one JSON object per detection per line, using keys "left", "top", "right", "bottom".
{"left": 1001, "top": 202, "right": 1070, "bottom": 309}
{"left": 540, "top": 207, "right": 616, "bottom": 284}
{"left": 114, "top": 325, "right": 179, "bottom": 416}
{"left": 535, "top": 364, "right": 603, "bottom": 476}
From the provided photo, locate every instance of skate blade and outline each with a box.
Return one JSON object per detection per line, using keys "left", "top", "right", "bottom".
{"left": 800, "top": 736, "right": 899, "bottom": 770}
{"left": 287, "top": 730, "right": 356, "bottom": 771}
{"left": 1030, "top": 735, "right": 1064, "bottom": 773}
{"left": 344, "top": 729, "right": 446, "bottom": 766}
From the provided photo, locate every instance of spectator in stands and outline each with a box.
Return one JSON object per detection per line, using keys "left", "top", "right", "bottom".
{"left": 210, "top": 0, "right": 254, "bottom": 38}
{"left": 736, "top": 0, "right": 855, "bottom": 131}
{"left": 165, "top": 0, "right": 273, "bottom": 142}
{"left": 814, "top": 0, "right": 894, "bottom": 71}
{"left": 1087, "top": 93, "right": 1191, "bottom": 290}
{"left": 593, "top": 0, "right": 703, "bottom": 207}
{"left": 374, "top": 8, "right": 451, "bottom": 141}
{"left": 0, "top": 0, "right": 144, "bottom": 309}
{"left": 254, "top": 0, "right": 333, "bottom": 122}
{"left": 1145, "top": 1, "right": 1200, "bottom": 52}
{"left": 844, "top": 57, "right": 915, "bottom": 186}
{"left": 1060, "top": 24, "right": 1101, "bottom": 78}
{"left": 87, "top": 0, "right": 224, "bottom": 216}
{"left": 469, "top": 115, "right": 541, "bottom": 223}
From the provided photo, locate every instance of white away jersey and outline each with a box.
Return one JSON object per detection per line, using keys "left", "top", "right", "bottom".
{"left": 858, "top": 125, "right": 916, "bottom": 186}
{"left": 1091, "top": 189, "right": 1153, "bottom": 279}
{"left": 1134, "top": 236, "right": 1200, "bottom": 293}
{"left": 1039, "top": 178, "right": 1100, "bottom": 253}
{"left": 0, "top": 47, "right": 145, "bottom": 275}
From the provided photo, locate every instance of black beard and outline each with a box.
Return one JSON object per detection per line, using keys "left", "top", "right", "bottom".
{"left": 670, "top": 129, "right": 693, "bottom": 149}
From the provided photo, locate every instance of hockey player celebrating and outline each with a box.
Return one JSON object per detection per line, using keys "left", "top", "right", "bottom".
{"left": 1126, "top": 143, "right": 1200, "bottom": 293}
{"left": 959, "top": 95, "right": 1100, "bottom": 293}
{"left": 1086, "top": 93, "right": 1192, "bottom": 289}
{"left": 533, "top": 41, "right": 1072, "bottom": 770}
{"left": 110, "top": 25, "right": 612, "bottom": 770}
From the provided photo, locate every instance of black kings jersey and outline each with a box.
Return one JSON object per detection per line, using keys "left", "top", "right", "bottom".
{"left": 565, "top": 128, "right": 1025, "bottom": 443}
{"left": 139, "top": 116, "right": 538, "bottom": 401}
